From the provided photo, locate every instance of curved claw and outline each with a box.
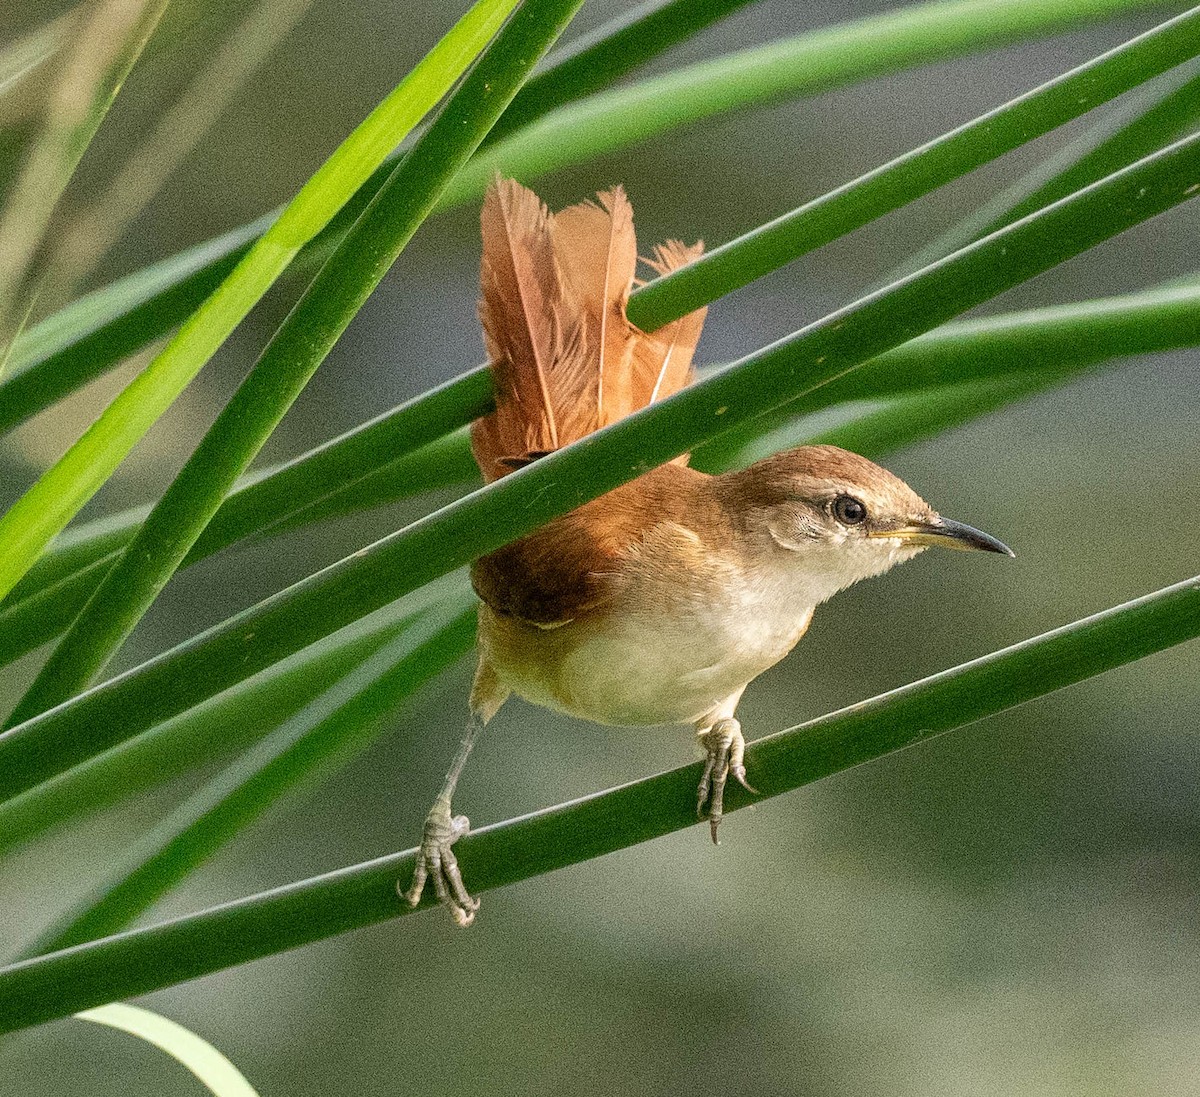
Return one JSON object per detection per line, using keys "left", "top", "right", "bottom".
{"left": 696, "top": 718, "right": 756, "bottom": 844}
{"left": 401, "top": 802, "right": 479, "bottom": 926}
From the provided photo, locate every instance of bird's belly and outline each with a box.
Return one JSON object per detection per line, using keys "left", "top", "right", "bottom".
{"left": 479, "top": 601, "right": 812, "bottom": 727}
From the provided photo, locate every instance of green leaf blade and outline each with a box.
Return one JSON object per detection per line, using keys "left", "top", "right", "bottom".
{"left": 5, "top": 0, "right": 585, "bottom": 723}
{"left": 484, "top": 0, "right": 760, "bottom": 144}
{"left": 627, "top": 5, "right": 1200, "bottom": 331}
{"left": 1, "top": 0, "right": 1171, "bottom": 425}
{"left": 1, "top": 572, "right": 1197, "bottom": 1032}
{"left": 0, "top": 131, "right": 1195, "bottom": 800}
{"left": 0, "top": 0, "right": 521, "bottom": 604}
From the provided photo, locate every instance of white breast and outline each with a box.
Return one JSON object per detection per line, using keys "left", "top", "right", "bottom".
{"left": 479, "top": 531, "right": 818, "bottom": 727}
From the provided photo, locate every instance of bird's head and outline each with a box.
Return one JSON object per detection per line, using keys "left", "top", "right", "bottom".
{"left": 723, "top": 444, "right": 1013, "bottom": 604}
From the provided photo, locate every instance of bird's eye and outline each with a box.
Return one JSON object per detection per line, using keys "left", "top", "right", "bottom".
{"left": 832, "top": 494, "right": 867, "bottom": 525}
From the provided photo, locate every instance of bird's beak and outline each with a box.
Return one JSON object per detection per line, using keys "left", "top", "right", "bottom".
{"left": 875, "top": 516, "right": 1015, "bottom": 556}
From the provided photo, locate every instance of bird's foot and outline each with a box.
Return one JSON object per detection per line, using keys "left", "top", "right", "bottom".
{"left": 696, "top": 718, "right": 757, "bottom": 844}
{"left": 400, "top": 799, "right": 479, "bottom": 927}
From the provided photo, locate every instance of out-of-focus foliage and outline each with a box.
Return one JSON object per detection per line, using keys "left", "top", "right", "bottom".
{"left": 0, "top": 1, "right": 1198, "bottom": 1094}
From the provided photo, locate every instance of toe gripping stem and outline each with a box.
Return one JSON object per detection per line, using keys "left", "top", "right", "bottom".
{"left": 401, "top": 797, "right": 479, "bottom": 927}
{"left": 401, "top": 708, "right": 488, "bottom": 926}
{"left": 696, "top": 718, "right": 757, "bottom": 844}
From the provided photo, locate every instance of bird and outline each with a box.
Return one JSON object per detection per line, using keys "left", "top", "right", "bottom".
{"left": 402, "top": 176, "right": 1013, "bottom": 925}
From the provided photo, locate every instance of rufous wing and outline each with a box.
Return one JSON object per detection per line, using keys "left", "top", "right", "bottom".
{"left": 471, "top": 461, "right": 718, "bottom": 625}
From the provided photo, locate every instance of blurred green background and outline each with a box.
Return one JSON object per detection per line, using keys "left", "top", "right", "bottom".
{"left": 2, "top": 1, "right": 1199, "bottom": 1093}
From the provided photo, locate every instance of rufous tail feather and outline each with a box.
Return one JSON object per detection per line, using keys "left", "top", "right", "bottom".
{"left": 471, "top": 176, "right": 707, "bottom": 483}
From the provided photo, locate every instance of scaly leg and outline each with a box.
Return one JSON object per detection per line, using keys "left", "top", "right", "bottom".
{"left": 696, "top": 716, "right": 757, "bottom": 844}
{"left": 401, "top": 657, "right": 508, "bottom": 926}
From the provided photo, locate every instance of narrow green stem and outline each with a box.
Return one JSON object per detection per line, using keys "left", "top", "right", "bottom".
{"left": 1, "top": 572, "right": 1196, "bottom": 1032}
{"left": 482, "top": 0, "right": 759, "bottom": 144}
{"left": 5, "top": 0, "right": 585, "bottom": 724}
{"left": 0, "top": 0, "right": 1169, "bottom": 427}
{"left": 0, "top": 0, "right": 520, "bottom": 603}
{"left": 626, "top": 5, "right": 1200, "bottom": 331}
{"left": 0, "top": 132, "right": 1194, "bottom": 799}
{"left": 716, "top": 376, "right": 1057, "bottom": 472}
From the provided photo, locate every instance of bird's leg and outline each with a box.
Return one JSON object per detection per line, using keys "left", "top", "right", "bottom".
{"left": 401, "top": 658, "right": 507, "bottom": 926}
{"left": 696, "top": 717, "right": 757, "bottom": 844}
{"left": 402, "top": 712, "right": 481, "bottom": 926}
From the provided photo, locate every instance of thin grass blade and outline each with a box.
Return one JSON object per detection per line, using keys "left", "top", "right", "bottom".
{"left": 4, "top": 280, "right": 1198, "bottom": 670}
{"left": 0, "top": 0, "right": 170, "bottom": 370}
{"left": 0, "top": 0, "right": 1168, "bottom": 425}
{"left": 6, "top": 0, "right": 585, "bottom": 724}
{"left": 483, "top": 0, "right": 759, "bottom": 145}
{"left": 0, "top": 131, "right": 1195, "bottom": 798}
{"left": 2, "top": 571, "right": 1198, "bottom": 1030}
{"left": 0, "top": 0, "right": 520, "bottom": 604}
{"left": 723, "top": 376, "right": 1051, "bottom": 471}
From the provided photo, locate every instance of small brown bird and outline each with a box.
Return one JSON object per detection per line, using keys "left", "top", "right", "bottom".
{"left": 403, "top": 178, "right": 1012, "bottom": 925}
